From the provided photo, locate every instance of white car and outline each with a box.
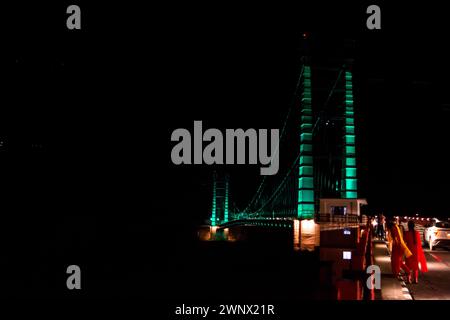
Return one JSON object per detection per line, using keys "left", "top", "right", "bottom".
{"left": 423, "top": 219, "right": 450, "bottom": 250}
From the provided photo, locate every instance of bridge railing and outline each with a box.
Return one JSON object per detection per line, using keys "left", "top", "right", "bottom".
{"left": 315, "top": 213, "right": 361, "bottom": 229}
{"left": 315, "top": 213, "right": 360, "bottom": 223}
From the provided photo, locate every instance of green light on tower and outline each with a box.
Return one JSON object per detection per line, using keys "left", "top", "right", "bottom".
{"left": 341, "top": 70, "right": 358, "bottom": 199}
{"left": 298, "top": 65, "right": 315, "bottom": 219}
{"left": 224, "top": 175, "right": 229, "bottom": 223}
{"left": 210, "top": 173, "right": 217, "bottom": 226}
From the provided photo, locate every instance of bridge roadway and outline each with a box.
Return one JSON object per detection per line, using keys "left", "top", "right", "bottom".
{"left": 406, "top": 247, "right": 450, "bottom": 299}
{"left": 218, "top": 215, "right": 362, "bottom": 232}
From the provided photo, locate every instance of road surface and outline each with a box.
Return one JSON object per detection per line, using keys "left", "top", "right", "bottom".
{"left": 406, "top": 247, "right": 450, "bottom": 300}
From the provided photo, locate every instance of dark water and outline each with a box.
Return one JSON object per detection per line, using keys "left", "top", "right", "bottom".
{"left": 161, "top": 226, "right": 331, "bottom": 302}
{"left": 0, "top": 216, "right": 328, "bottom": 300}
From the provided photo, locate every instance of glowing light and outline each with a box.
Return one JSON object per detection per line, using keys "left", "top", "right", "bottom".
{"left": 343, "top": 251, "right": 352, "bottom": 260}
{"left": 224, "top": 177, "right": 229, "bottom": 223}
{"left": 223, "top": 228, "right": 229, "bottom": 240}
{"left": 300, "top": 219, "right": 318, "bottom": 251}
{"left": 210, "top": 174, "right": 217, "bottom": 226}
{"left": 298, "top": 190, "right": 314, "bottom": 202}
{"left": 341, "top": 70, "right": 357, "bottom": 199}
{"left": 293, "top": 219, "right": 300, "bottom": 251}
{"left": 299, "top": 166, "right": 313, "bottom": 176}
{"left": 210, "top": 226, "right": 218, "bottom": 240}
{"left": 346, "top": 158, "right": 356, "bottom": 166}
{"left": 301, "top": 219, "right": 316, "bottom": 234}
{"left": 298, "top": 65, "right": 315, "bottom": 219}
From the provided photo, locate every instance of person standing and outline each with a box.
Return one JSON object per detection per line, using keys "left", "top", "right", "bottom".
{"left": 386, "top": 221, "right": 412, "bottom": 279}
{"left": 404, "top": 220, "right": 428, "bottom": 284}
{"left": 371, "top": 216, "right": 378, "bottom": 238}
{"left": 377, "top": 214, "right": 386, "bottom": 240}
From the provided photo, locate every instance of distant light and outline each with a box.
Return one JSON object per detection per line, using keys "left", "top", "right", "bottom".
{"left": 301, "top": 219, "right": 316, "bottom": 234}
{"left": 293, "top": 219, "right": 300, "bottom": 251}
{"left": 427, "top": 218, "right": 430, "bottom": 221}
{"left": 421, "top": 218, "right": 424, "bottom": 221}
{"left": 343, "top": 251, "right": 352, "bottom": 260}
{"left": 344, "top": 228, "right": 351, "bottom": 235}
{"left": 404, "top": 216, "right": 407, "bottom": 219}
{"left": 416, "top": 214, "right": 419, "bottom": 216}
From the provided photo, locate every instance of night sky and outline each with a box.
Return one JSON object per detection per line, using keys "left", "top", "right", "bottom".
{"left": 2, "top": 1, "right": 450, "bottom": 296}
{"left": 5, "top": 2, "right": 450, "bottom": 220}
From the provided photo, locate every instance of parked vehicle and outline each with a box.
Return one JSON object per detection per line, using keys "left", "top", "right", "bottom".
{"left": 423, "top": 219, "right": 450, "bottom": 250}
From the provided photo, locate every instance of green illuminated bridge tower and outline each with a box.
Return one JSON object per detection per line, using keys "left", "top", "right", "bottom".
{"left": 210, "top": 172, "right": 230, "bottom": 227}
{"left": 298, "top": 61, "right": 360, "bottom": 216}
{"left": 298, "top": 64, "right": 315, "bottom": 219}
{"left": 341, "top": 70, "right": 357, "bottom": 199}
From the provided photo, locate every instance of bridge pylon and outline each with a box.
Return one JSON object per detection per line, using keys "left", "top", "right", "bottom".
{"left": 209, "top": 172, "right": 230, "bottom": 239}
{"left": 298, "top": 64, "right": 316, "bottom": 219}
{"left": 341, "top": 68, "right": 358, "bottom": 199}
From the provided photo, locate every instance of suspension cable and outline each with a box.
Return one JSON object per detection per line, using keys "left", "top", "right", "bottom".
{"left": 241, "top": 65, "right": 305, "bottom": 214}
{"left": 312, "top": 65, "right": 344, "bottom": 134}
{"left": 252, "top": 149, "right": 302, "bottom": 214}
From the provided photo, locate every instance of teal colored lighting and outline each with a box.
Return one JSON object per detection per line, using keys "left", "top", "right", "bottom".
{"left": 300, "top": 144, "right": 313, "bottom": 153}
{"left": 299, "top": 155, "right": 313, "bottom": 165}
{"left": 210, "top": 175, "right": 217, "bottom": 226}
{"left": 302, "top": 115, "right": 313, "bottom": 123}
{"left": 298, "top": 189, "right": 314, "bottom": 202}
{"left": 345, "top": 118, "right": 355, "bottom": 125}
{"left": 301, "top": 109, "right": 312, "bottom": 116}
{"left": 341, "top": 70, "right": 358, "bottom": 199}
{"left": 224, "top": 178, "right": 229, "bottom": 223}
{"left": 345, "top": 146, "right": 356, "bottom": 155}
{"left": 345, "top": 168, "right": 357, "bottom": 178}
{"left": 300, "top": 132, "right": 312, "bottom": 142}
{"left": 346, "top": 157, "right": 356, "bottom": 166}
{"left": 299, "top": 166, "right": 313, "bottom": 176}
{"left": 299, "top": 177, "right": 314, "bottom": 188}
{"left": 345, "top": 179, "right": 357, "bottom": 191}
{"left": 298, "top": 204, "right": 315, "bottom": 216}
{"left": 345, "top": 191, "right": 358, "bottom": 198}
{"left": 345, "top": 126, "right": 355, "bottom": 134}
{"left": 345, "top": 135, "right": 355, "bottom": 144}
{"left": 298, "top": 65, "right": 315, "bottom": 219}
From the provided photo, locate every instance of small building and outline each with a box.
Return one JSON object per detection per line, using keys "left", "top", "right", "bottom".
{"left": 319, "top": 198, "right": 368, "bottom": 217}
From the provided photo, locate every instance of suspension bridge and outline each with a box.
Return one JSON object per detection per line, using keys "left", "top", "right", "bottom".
{"left": 203, "top": 49, "right": 368, "bottom": 246}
